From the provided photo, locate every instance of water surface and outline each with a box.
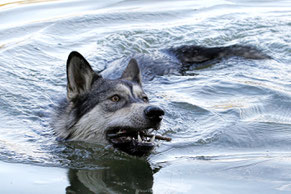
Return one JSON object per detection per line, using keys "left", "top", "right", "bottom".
{"left": 0, "top": 0, "right": 291, "bottom": 193}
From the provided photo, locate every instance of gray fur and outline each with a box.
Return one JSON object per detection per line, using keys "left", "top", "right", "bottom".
{"left": 66, "top": 51, "right": 98, "bottom": 100}
{"left": 52, "top": 44, "right": 270, "bottom": 151}
{"left": 53, "top": 53, "right": 156, "bottom": 144}
{"left": 121, "top": 58, "right": 142, "bottom": 85}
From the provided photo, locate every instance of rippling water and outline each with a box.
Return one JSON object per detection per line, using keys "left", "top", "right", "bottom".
{"left": 1, "top": 0, "right": 291, "bottom": 193}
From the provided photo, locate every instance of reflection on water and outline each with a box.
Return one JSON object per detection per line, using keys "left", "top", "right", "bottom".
{"left": 66, "top": 159, "right": 153, "bottom": 194}
{"left": 52, "top": 141, "right": 154, "bottom": 193}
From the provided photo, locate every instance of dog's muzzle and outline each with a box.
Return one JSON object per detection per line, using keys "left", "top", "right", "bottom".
{"left": 106, "top": 105, "right": 170, "bottom": 156}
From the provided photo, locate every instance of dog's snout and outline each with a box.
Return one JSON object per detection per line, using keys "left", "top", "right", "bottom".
{"left": 144, "top": 106, "right": 164, "bottom": 122}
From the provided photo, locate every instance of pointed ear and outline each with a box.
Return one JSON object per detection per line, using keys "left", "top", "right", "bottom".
{"left": 66, "top": 51, "right": 100, "bottom": 101}
{"left": 121, "top": 58, "right": 142, "bottom": 85}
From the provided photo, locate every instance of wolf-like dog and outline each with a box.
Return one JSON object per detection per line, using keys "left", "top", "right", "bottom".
{"left": 52, "top": 44, "right": 270, "bottom": 156}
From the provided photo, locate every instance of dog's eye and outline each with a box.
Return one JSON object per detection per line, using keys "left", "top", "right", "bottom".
{"left": 142, "top": 96, "right": 149, "bottom": 103}
{"left": 111, "top": 95, "right": 120, "bottom": 102}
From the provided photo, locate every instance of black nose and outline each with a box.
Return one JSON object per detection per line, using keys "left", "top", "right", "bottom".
{"left": 144, "top": 106, "right": 165, "bottom": 122}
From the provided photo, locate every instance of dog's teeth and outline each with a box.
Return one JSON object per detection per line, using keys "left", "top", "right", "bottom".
{"left": 150, "top": 135, "right": 155, "bottom": 142}
{"left": 138, "top": 133, "right": 142, "bottom": 142}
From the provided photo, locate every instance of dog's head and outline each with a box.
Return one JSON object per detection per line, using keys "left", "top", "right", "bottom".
{"left": 65, "top": 51, "right": 164, "bottom": 156}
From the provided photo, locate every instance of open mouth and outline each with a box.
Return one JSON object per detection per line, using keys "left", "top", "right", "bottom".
{"left": 106, "top": 128, "right": 171, "bottom": 156}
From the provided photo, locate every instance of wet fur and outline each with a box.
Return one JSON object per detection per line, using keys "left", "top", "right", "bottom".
{"left": 52, "top": 56, "right": 158, "bottom": 145}
{"left": 52, "top": 44, "right": 270, "bottom": 146}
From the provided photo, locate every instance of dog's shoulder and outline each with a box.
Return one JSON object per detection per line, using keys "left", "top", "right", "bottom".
{"left": 101, "top": 53, "right": 180, "bottom": 81}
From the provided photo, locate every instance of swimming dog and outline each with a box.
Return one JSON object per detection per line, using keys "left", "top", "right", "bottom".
{"left": 52, "top": 44, "right": 270, "bottom": 156}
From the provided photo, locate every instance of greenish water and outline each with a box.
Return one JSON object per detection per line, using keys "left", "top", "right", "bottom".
{"left": 0, "top": 0, "right": 291, "bottom": 193}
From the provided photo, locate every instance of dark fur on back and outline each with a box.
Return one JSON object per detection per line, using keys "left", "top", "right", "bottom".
{"left": 169, "top": 45, "right": 271, "bottom": 65}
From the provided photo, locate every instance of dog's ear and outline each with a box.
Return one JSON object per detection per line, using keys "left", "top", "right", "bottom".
{"left": 66, "top": 51, "right": 101, "bottom": 100}
{"left": 121, "top": 58, "right": 142, "bottom": 85}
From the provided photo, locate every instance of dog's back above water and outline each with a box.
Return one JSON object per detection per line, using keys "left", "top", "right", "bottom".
{"left": 52, "top": 44, "right": 270, "bottom": 156}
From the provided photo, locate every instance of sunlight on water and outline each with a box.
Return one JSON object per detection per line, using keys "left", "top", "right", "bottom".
{"left": 0, "top": 0, "right": 59, "bottom": 7}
